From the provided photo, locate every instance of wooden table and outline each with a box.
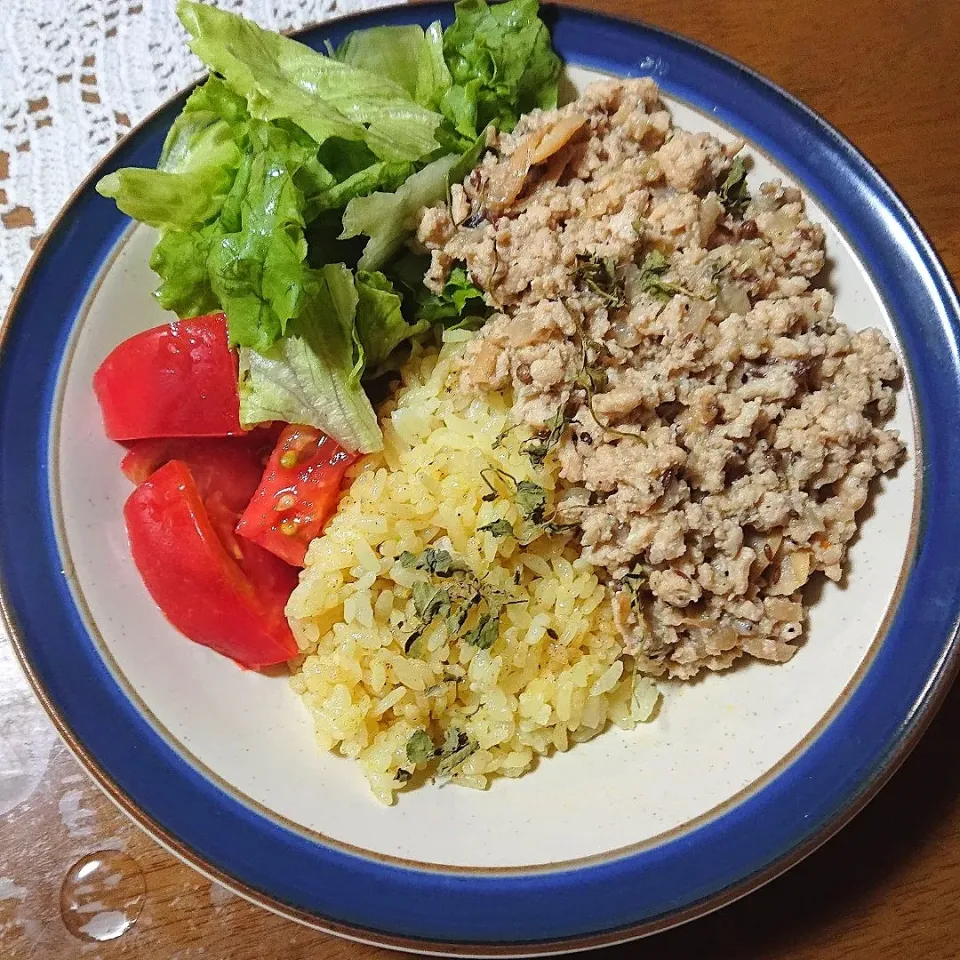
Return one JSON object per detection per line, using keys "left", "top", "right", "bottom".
{"left": 3, "top": 0, "right": 959, "bottom": 957}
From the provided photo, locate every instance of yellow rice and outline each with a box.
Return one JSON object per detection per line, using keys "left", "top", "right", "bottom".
{"left": 286, "top": 331, "right": 658, "bottom": 804}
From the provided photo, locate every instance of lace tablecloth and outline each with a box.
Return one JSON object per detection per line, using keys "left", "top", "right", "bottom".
{"left": 0, "top": 0, "right": 402, "bottom": 318}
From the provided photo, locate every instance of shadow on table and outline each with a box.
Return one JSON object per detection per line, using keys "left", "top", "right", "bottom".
{"left": 599, "top": 675, "right": 960, "bottom": 959}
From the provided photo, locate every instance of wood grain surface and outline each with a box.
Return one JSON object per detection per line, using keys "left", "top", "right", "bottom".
{"left": 3, "top": 1, "right": 960, "bottom": 957}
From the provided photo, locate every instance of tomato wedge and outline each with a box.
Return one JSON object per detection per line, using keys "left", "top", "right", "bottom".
{"left": 119, "top": 426, "right": 281, "bottom": 509}
{"left": 94, "top": 313, "right": 243, "bottom": 440}
{"left": 124, "top": 459, "right": 298, "bottom": 668}
{"left": 236, "top": 425, "right": 359, "bottom": 567}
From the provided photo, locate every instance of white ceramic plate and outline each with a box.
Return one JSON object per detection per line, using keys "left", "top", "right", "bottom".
{"left": 2, "top": 5, "right": 958, "bottom": 955}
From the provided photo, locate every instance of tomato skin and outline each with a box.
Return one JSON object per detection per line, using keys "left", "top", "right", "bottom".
{"left": 94, "top": 314, "right": 243, "bottom": 441}
{"left": 119, "top": 425, "right": 281, "bottom": 510}
{"left": 236, "top": 425, "right": 359, "bottom": 567}
{"left": 124, "top": 459, "right": 299, "bottom": 669}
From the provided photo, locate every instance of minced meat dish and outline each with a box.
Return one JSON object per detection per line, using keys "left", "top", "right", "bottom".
{"left": 418, "top": 78, "right": 904, "bottom": 680}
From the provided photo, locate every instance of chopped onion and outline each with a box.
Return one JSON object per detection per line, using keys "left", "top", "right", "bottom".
{"left": 612, "top": 318, "right": 642, "bottom": 348}
{"left": 716, "top": 283, "right": 752, "bottom": 318}
{"left": 761, "top": 209, "right": 796, "bottom": 244}
{"left": 683, "top": 298, "right": 712, "bottom": 334}
{"left": 698, "top": 194, "right": 723, "bottom": 241}
{"left": 769, "top": 550, "right": 811, "bottom": 595}
{"left": 486, "top": 113, "right": 586, "bottom": 211}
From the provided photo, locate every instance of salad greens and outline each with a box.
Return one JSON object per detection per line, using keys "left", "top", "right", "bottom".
{"left": 97, "top": 0, "right": 561, "bottom": 452}
{"left": 354, "top": 271, "right": 428, "bottom": 375}
{"left": 441, "top": 0, "right": 562, "bottom": 137}
{"left": 412, "top": 265, "right": 491, "bottom": 327}
{"left": 237, "top": 263, "right": 382, "bottom": 453}
{"left": 179, "top": 1, "right": 443, "bottom": 161}
{"left": 340, "top": 152, "right": 462, "bottom": 272}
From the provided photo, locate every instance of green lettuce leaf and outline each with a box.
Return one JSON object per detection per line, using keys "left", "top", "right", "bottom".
{"left": 387, "top": 255, "right": 491, "bottom": 329}
{"left": 149, "top": 226, "right": 221, "bottom": 318}
{"left": 446, "top": 132, "right": 492, "bottom": 190}
{"left": 339, "top": 152, "right": 460, "bottom": 271}
{"left": 96, "top": 3, "right": 563, "bottom": 453}
{"left": 96, "top": 78, "right": 246, "bottom": 230}
{"left": 339, "top": 133, "right": 486, "bottom": 272}
{"left": 96, "top": 168, "right": 231, "bottom": 230}
{"left": 441, "top": 0, "right": 561, "bottom": 136}
{"left": 158, "top": 77, "right": 249, "bottom": 172}
{"left": 335, "top": 25, "right": 425, "bottom": 97}
{"left": 292, "top": 151, "right": 337, "bottom": 210}
{"left": 206, "top": 122, "right": 313, "bottom": 351}
{"left": 314, "top": 138, "right": 379, "bottom": 182}
{"left": 97, "top": 77, "right": 252, "bottom": 309}
{"left": 307, "top": 160, "right": 414, "bottom": 219}
{"left": 415, "top": 22, "right": 453, "bottom": 111}
{"left": 418, "top": 267, "right": 491, "bottom": 327}
{"left": 355, "top": 271, "right": 428, "bottom": 376}
{"left": 239, "top": 263, "right": 382, "bottom": 452}
{"left": 177, "top": 0, "right": 442, "bottom": 162}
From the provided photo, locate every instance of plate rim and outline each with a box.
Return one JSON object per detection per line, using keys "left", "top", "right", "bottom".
{"left": 2, "top": 2, "right": 960, "bottom": 954}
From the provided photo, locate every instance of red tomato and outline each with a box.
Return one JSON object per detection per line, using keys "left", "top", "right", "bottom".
{"left": 94, "top": 314, "right": 243, "bottom": 441}
{"left": 124, "top": 459, "right": 299, "bottom": 669}
{"left": 119, "top": 425, "right": 281, "bottom": 510}
{"left": 236, "top": 425, "right": 359, "bottom": 567}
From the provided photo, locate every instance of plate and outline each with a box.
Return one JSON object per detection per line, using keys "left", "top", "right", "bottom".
{"left": 2, "top": 3, "right": 960, "bottom": 955}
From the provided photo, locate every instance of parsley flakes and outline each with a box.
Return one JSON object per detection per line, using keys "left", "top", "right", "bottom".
{"left": 412, "top": 581, "right": 451, "bottom": 623}
{"left": 399, "top": 545, "right": 508, "bottom": 654}
{"left": 618, "top": 564, "right": 648, "bottom": 621}
{"left": 406, "top": 729, "right": 435, "bottom": 765}
{"left": 478, "top": 518, "right": 516, "bottom": 538}
{"left": 522, "top": 408, "right": 568, "bottom": 467}
{"left": 515, "top": 480, "right": 548, "bottom": 525}
{"left": 399, "top": 547, "right": 468, "bottom": 578}
{"left": 574, "top": 254, "right": 625, "bottom": 308}
{"left": 638, "top": 250, "right": 692, "bottom": 303}
{"left": 403, "top": 727, "right": 478, "bottom": 783}
{"left": 463, "top": 613, "right": 499, "bottom": 651}
{"left": 718, "top": 155, "right": 751, "bottom": 217}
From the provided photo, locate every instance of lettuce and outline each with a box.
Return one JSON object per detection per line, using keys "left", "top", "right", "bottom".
{"left": 355, "top": 271, "right": 428, "bottom": 375}
{"left": 96, "top": 78, "right": 245, "bottom": 230}
{"left": 239, "top": 264, "right": 382, "bottom": 452}
{"left": 330, "top": 0, "right": 560, "bottom": 146}
{"left": 441, "top": 0, "right": 562, "bottom": 136}
{"left": 415, "top": 22, "right": 453, "bottom": 112}
{"left": 418, "top": 268, "right": 491, "bottom": 328}
{"left": 239, "top": 267, "right": 425, "bottom": 450}
{"left": 149, "top": 226, "right": 220, "bottom": 318}
{"left": 340, "top": 133, "right": 486, "bottom": 272}
{"left": 206, "top": 124, "right": 314, "bottom": 352}
{"left": 339, "top": 153, "right": 461, "bottom": 271}
{"left": 178, "top": 0, "right": 443, "bottom": 163}
{"left": 306, "top": 160, "right": 413, "bottom": 219}
{"left": 128, "top": 119, "right": 319, "bottom": 352}
{"left": 387, "top": 255, "right": 491, "bottom": 329}
{"left": 158, "top": 77, "right": 249, "bottom": 171}
{"left": 96, "top": 168, "right": 229, "bottom": 230}
{"left": 335, "top": 25, "right": 426, "bottom": 97}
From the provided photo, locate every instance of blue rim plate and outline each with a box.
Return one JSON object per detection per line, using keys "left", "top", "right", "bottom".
{"left": 2, "top": 3, "right": 960, "bottom": 954}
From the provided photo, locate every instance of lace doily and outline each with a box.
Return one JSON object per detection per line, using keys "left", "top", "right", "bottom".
{"left": 0, "top": 0, "right": 405, "bottom": 318}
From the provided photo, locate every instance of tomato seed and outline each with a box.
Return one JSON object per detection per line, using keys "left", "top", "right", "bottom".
{"left": 274, "top": 493, "right": 297, "bottom": 512}
{"left": 280, "top": 519, "right": 299, "bottom": 536}
{"left": 279, "top": 450, "right": 298, "bottom": 469}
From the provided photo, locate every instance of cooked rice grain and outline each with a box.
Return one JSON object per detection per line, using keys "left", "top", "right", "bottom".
{"left": 287, "top": 333, "right": 657, "bottom": 804}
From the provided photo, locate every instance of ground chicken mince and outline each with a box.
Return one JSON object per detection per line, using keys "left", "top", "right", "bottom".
{"left": 418, "top": 78, "right": 905, "bottom": 680}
